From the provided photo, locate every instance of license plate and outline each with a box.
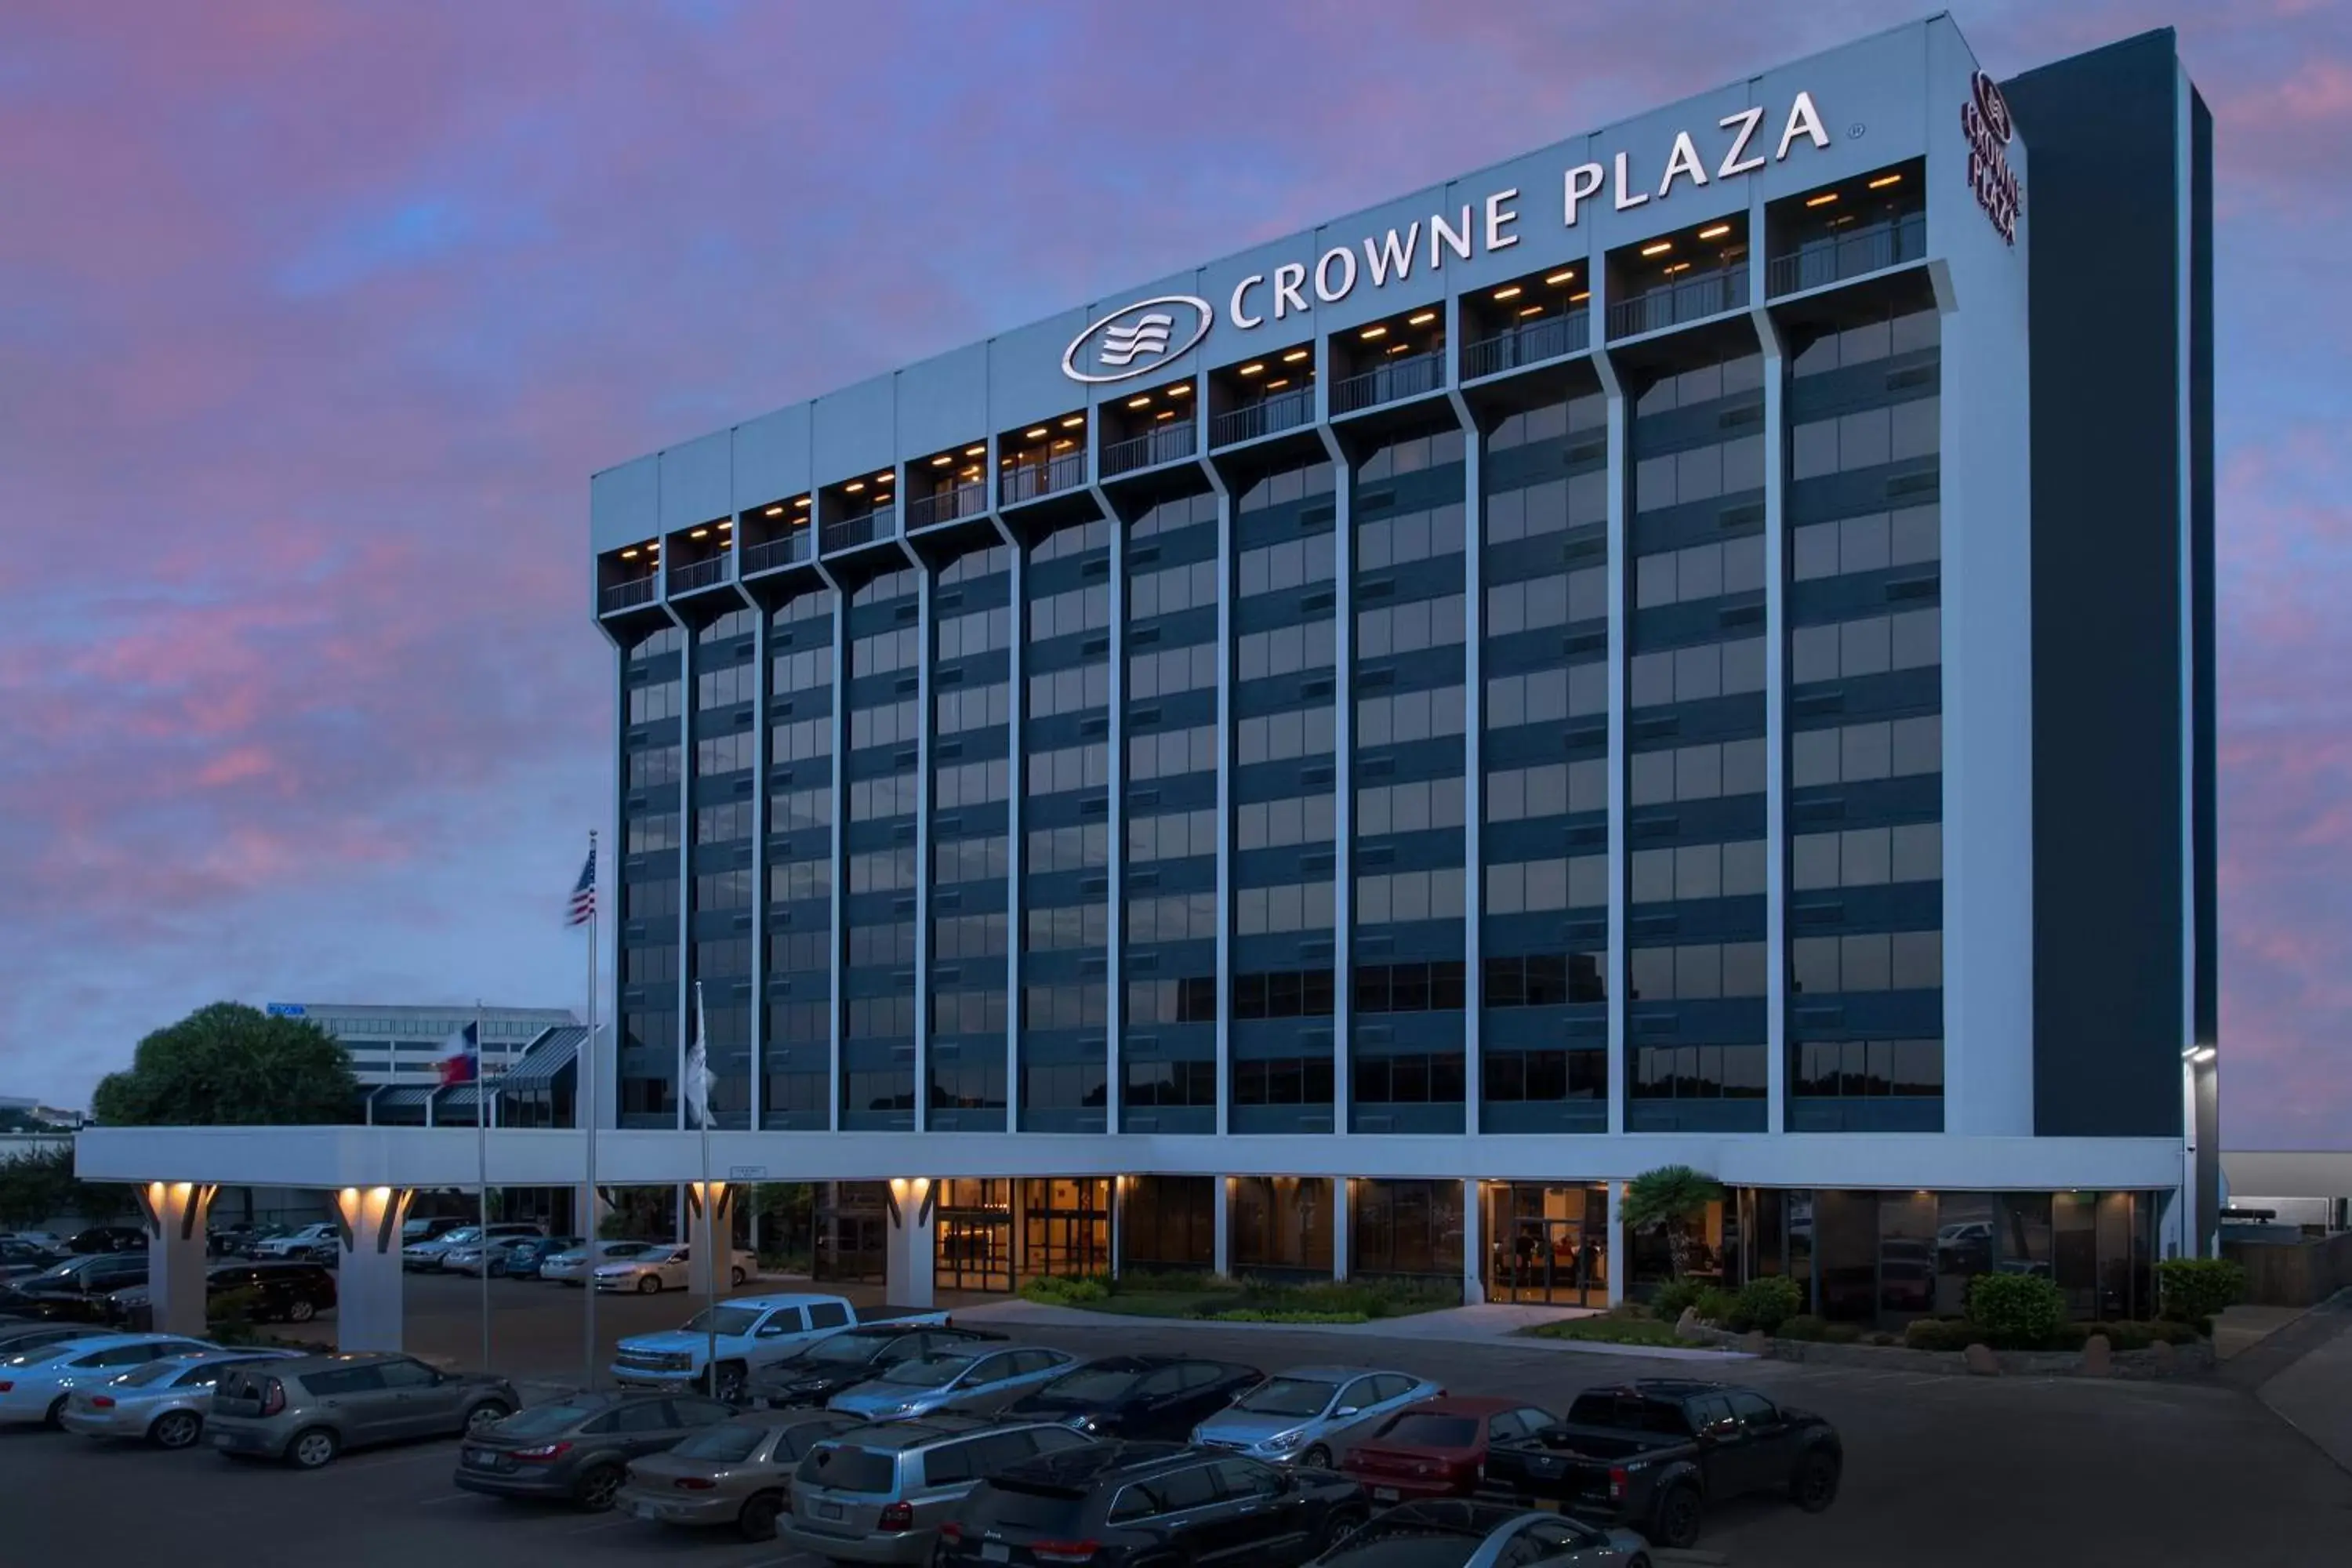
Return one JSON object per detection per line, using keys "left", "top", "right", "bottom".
{"left": 1532, "top": 1497, "right": 1562, "bottom": 1514}
{"left": 626, "top": 1501, "right": 659, "bottom": 1521}
{"left": 982, "top": 1545, "right": 1009, "bottom": 1563}
{"left": 816, "top": 1501, "right": 844, "bottom": 1520}
{"left": 1374, "top": 1486, "right": 1400, "bottom": 1501}
{"left": 463, "top": 1447, "right": 492, "bottom": 1466}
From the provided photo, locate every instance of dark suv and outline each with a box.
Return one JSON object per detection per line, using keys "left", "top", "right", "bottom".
{"left": 0, "top": 1254, "right": 149, "bottom": 1320}
{"left": 938, "top": 1440, "right": 1367, "bottom": 1567}
{"left": 104, "top": 1262, "right": 338, "bottom": 1331}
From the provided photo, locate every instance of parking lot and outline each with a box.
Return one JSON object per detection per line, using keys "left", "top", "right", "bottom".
{"left": 6, "top": 1271, "right": 2350, "bottom": 1566}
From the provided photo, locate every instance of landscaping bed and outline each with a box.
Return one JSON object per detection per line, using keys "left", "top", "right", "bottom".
{"left": 1018, "top": 1270, "right": 1457, "bottom": 1323}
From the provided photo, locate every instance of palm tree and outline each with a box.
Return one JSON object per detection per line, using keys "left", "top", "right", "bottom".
{"left": 1621, "top": 1165, "right": 1726, "bottom": 1279}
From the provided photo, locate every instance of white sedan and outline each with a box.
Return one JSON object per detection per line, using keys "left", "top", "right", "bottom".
{"left": 0, "top": 1334, "right": 217, "bottom": 1427}
{"left": 541, "top": 1240, "right": 661, "bottom": 1285}
{"left": 590, "top": 1243, "right": 756, "bottom": 1294}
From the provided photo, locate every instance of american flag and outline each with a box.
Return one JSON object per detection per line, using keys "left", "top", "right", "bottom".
{"left": 566, "top": 845, "right": 597, "bottom": 927}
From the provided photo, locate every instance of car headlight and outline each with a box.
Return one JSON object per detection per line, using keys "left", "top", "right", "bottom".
{"left": 1265, "top": 1428, "right": 1308, "bottom": 1453}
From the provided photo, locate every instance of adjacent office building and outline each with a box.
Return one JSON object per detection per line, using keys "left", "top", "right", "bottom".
{"left": 267, "top": 1000, "right": 581, "bottom": 1088}
{"left": 575, "top": 20, "right": 2212, "bottom": 1325}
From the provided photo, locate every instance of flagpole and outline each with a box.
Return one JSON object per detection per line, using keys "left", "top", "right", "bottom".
{"left": 477, "top": 1002, "right": 491, "bottom": 1375}
{"left": 583, "top": 830, "right": 600, "bottom": 1392}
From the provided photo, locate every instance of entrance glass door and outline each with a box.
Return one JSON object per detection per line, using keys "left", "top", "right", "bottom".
{"left": 935, "top": 1179, "right": 1014, "bottom": 1294}
{"left": 1486, "top": 1184, "right": 1608, "bottom": 1305}
{"left": 1021, "top": 1178, "right": 1111, "bottom": 1282}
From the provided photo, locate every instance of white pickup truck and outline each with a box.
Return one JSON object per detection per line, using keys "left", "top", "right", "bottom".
{"left": 609, "top": 1293, "right": 950, "bottom": 1403}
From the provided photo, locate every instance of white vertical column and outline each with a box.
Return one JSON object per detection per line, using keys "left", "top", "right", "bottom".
{"left": 686, "top": 1181, "right": 731, "bottom": 1298}
{"left": 1207, "top": 467, "right": 1234, "bottom": 1138}
{"left": 1213, "top": 1176, "right": 1232, "bottom": 1277}
{"left": 817, "top": 565, "right": 849, "bottom": 1132}
{"left": 1752, "top": 303, "right": 1791, "bottom": 1135}
{"left": 333, "top": 1186, "right": 413, "bottom": 1354}
{"left": 1317, "top": 421, "right": 1355, "bottom": 1134}
{"left": 667, "top": 599, "right": 693, "bottom": 1129}
{"left": 1447, "top": 358, "right": 1485, "bottom": 1126}
{"left": 910, "top": 545, "right": 933, "bottom": 1132}
{"left": 996, "top": 514, "right": 1024, "bottom": 1133}
{"left": 742, "top": 579, "right": 768, "bottom": 1132}
{"left": 1605, "top": 1179, "right": 1627, "bottom": 1307}
{"left": 1330, "top": 1177, "right": 1352, "bottom": 1281}
{"left": 1102, "top": 491, "right": 1128, "bottom": 1135}
{"left": 885, "top": 1178, "right": 937, "bottom": 1308}
{"left": 135, "top": 1181, "right": 216, "bottom": 1338}
{"left": 1595, "top": 352, "right": 1629, "bottom": 1139}
{"left": 1460, "top": 1178, "right": 1485, "bottom": 1305}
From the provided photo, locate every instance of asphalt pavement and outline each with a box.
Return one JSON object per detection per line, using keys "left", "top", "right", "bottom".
{"left": 5, "top": 1271, "right": 2349, "bottom": 1567}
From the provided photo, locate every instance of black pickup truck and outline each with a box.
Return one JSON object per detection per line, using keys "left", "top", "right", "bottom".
{"left": 1480, "top": 1378, "right": 1842, "bottom": 1549}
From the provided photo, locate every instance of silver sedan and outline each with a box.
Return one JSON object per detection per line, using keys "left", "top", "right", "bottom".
{"left": 827, "top": 1346, "right": 1080, "bottom": 1422}
{"left": 1192, "top": 1364, "right": 1443, "bottom": 1468}
{"left": 1305, "top": 1498, "right": 1652, "bottom": 1567}
{"left": 60, "top": 1348, "right": 302, "bottom": 1450}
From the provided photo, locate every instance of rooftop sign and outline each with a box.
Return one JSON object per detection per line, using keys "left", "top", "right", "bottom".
{"left": 1062, "top": 93, "right": 1831, "bottom": 383}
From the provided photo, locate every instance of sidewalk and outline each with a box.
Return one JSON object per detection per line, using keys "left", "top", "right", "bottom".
{"left": 2252, "top": 1292, "right": 2352, "bottom": 1475}
{"left": 953, "top": 1298, "right": 1755, "bottom": 1362}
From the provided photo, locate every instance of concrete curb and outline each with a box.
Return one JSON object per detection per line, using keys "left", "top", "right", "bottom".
{"left": 953, "top": 1299, "right": 1755, "bottom": 1361}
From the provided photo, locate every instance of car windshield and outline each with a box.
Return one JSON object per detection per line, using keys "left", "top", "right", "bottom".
{"left": 1236, "top": 1377, "right": 1339, "bottom": 1417}
{"left": 681, "top": 1306, "right": 764, "bottom": 1337}
{"left": 879, "top": 1355, "right": 974, "bottom": 1388}
{"left": 436, "top": 1229, "right": 481, "bottom": 1247}
{"left": 672, "top": 1423, "right": 768, "bottom": 1463}
{"left": 1377, "top": 1413, "right": 1479, "bottom": 1447}
{"left": 597, "top": 1242, "right": 653, "bottom": 1258}
{"left": 1038, "top": 1367, "right": 1144, "bottom": 1403}
{"left": 25, "top": 1261, "right": 81, "bottom": 1284}
{"left": 114, "top": 1359, "right": 190, "bottom": 1389}
{"left": 493, "top": 1402, "right": 598, "bottom": 1437}
{"left": 2, "top": 1343, "right": 77, "bottom": 1367}
{"left": 797, "top": 1334, "right": 890, "bottom": 1366}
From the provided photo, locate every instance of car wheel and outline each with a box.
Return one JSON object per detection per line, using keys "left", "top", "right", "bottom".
{"left": 730, "top": 1265, "right": 748, "bottom": 1287}
{"left": 636, "top": 1275, "right": 662, "bottom": 1294}
{"left": 1301, "top": 1443, "right": 1334, "bottom": 1469}
{"left": 1315, "top": 1504, "right": 1367, "bottom": 1551}
{"left": 1651, "top": 1483, "right": 1703, "bottom": 1550}
{"left": 466, "top": 1401, "right": 513, "bottom": 1435}
{"left": 710, "top": 1363, "right": 748, "bottom": 1404}
{"left": 287, "top": 1427, "right": 340, "bottom": 1470}
{"left": 150, "top": 1410, "right": 203, "bottom": 1450}
{"left": 576, "top": 1462, "right": 625, "bottom": 1511}
{"left": 1627, "top": 1557, "right": 1652, "bottom": 1568}
{"left": 1790, "top": 1450, "right": 1841, "bottom": 1513}
{"left": 43, "top": 1396, "right": 69, "bottom": 1429}
{"left": 286, "top": 1298, "right": 317, "bottom": 1323}
{"left": 736, "top": 1490, "right": 783, "bottom": 1541}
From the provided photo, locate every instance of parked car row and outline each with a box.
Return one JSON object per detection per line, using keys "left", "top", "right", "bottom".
{"left": 0, "top": 1294, "right": 1845, "bottom": 1559}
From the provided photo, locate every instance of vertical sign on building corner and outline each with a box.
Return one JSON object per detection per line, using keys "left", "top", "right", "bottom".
{"left": 1962, "top": 71, "right": 2022, "bottom": 245}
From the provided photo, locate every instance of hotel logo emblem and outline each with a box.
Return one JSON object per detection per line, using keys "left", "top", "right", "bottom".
{"left": 1062, "top": 295, "right": 1213, "bottom": 384}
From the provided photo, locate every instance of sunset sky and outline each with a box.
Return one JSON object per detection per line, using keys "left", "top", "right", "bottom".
{"left": 3, "top": 2, "right": 2343, "bottom": 1148}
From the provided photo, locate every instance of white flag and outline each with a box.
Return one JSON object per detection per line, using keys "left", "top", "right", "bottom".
{"left": 686, "top": 982, "right": 717, "bottom": 1130}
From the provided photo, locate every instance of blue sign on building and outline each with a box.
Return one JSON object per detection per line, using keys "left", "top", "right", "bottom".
{"left": 264, "top": 1002, "right": 307, "bottom": 1018}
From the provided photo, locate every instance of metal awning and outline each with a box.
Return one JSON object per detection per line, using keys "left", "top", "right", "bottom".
{"left": 371, "top": 1086, "right": 437, "bottom": 1109}
{"left": 498, "top": 1026, "right": 584, "bottom": 1090}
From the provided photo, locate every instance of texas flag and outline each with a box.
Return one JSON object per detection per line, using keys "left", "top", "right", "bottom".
{"left": 437, "top": 1022, "right": 480, "bottom": 1087}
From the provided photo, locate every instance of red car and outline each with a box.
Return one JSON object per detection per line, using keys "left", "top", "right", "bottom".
{"left": 1340, "top": 1395, "right": 1561, "bottom": 1502}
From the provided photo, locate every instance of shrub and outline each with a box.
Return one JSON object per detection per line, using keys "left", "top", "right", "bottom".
{"left": 1966, "top": 1272, "right": 2069, "bottom": 1349}
{"left": 1692, "top": 1287, "right": 1736, "bottom": 1325}
{"left": 1821, "top": 1323, "right": 1864, "bottom": 1345}
{"left": 1728, "top": 1275, "right": 1803, "bottom": 1334}
{"left": 1865, "top": 1331, "right": 1900, "bottom": 1347}
{"left": 1650, "top": 1278, "right": 1709, "bottom": 1321}
{"left": 1603, "top": 1301, "right": 1654, "bottom": 1322}
{"left": 1207, "top": 1308, "right": 1373, "bottom": 1325}
{"left": 2089, "top": 1319, "right": 2204, "bottom": 1351}
{"left": 1777, "top": 1314, "right": 1831, "bottom": 1341}
{"left": 1903, "top": 1318, "right": 1980, "bottom": 1352}
{"left": 1018, "top": 1274, "right": 1109, "bottom": 1305}
{"left": 208, "top": 1287, "right": 265, "bottom": 1346}
{"left": 1120, "top": 1267, "right": 1238, "bottom": 1294}
{"left": 2155, "top": 1259, "right": 2245, "bottom": 1330}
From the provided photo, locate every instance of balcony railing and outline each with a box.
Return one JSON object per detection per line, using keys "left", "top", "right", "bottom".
{"left": 1767, "top": 212, "right": 1928, "bottom": 297}
{"left": 1100, "top": 420, "right": 1198, "bottom": 477}
{"left": 906, "top": 481, "right": 988, "bottom": 529}
{"left": 667, "top": 555, "right": 727, "bottom": 593}
{"left": 742, "top": 532, "right": 812, "bottom": 575}
{"left": 1606, "top": 265, "right": 1751, "bottom": 339}
{"left": 821, "top": 506, "right": 893, "bottom": 555}
{"left": 1210, "top": 386, "right": 1315, "bottom": 448}
{"left": 1001, "top": 451, "right": 1086, "bottom": 506}
{"left": 1462, "top": 310, "right": 1592, "bottom": 380}
{"left": 1330, "top": 350, "right": 1445, "bottom": 416}
{"left": 599, "top": 575, "right": 658, "bottom": 613}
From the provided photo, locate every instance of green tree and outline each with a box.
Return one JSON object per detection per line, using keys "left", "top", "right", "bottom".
{"left": 0, "top": 1147, "right": 128, "bottom": 1228}
{"left": 1621, "top": 1164, "right": 1726, "bottom": 1279}
{"left": 90, "top": 1003, "right": 361, "bottom": 1127}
